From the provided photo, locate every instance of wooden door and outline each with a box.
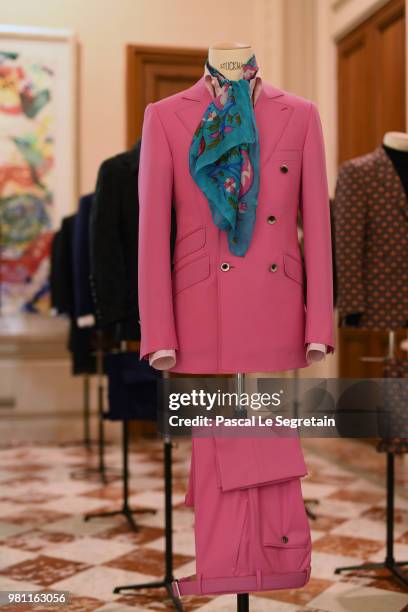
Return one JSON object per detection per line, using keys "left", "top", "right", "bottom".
{"left": 337, "top": 0, "right": 406, "bottom": 377}
{"left": 126, "top": 45, "right": 207, "bottom": 147}
{"left": 338, "top": 0, "right": 406, "bottom": 164}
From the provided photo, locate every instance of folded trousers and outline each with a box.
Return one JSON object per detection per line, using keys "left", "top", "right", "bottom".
{"left": 175, "top": 430, "right": 312, "bottom": 597}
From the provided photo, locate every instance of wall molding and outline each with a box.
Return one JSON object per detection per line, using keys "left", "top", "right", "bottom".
{"left": 331, "top": 0, "right": 392, "bottom": 38}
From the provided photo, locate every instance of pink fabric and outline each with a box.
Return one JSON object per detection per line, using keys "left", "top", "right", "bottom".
{"left": 138, "top": 77, "right": 334, "bottom": 374}
{"left": 175, "top": 429, "right": 311, "bottom": 596}
{"left": 149, "top": 343, "right": 326, "bottom": 370}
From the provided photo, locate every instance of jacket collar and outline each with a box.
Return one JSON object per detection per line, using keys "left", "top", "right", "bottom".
{"left": 177, "top": 77, "right": 291, "bottom": 169}
{"left": 181, "top": 75, "right": 284, "bottom": 102}
{"left": 376, "top": 145, "right": 408, "bottom": 220}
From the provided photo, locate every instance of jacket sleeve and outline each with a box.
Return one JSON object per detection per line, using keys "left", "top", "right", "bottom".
{"left": 334, "top": 161, "right": 366, "bottom": 320}
{"left": 138, "top": 103, "right": 178, "bottom": 359}
{"left": 300, "top": 103, "right": 334, "bottom": 352}
{"left": 90, "top": 161, "right": 127, "bottom": 326}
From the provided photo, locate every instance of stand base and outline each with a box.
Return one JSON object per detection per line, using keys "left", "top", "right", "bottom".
{"left": 84, "top": 506, "right": 156, "bottom": 532}
{"left": 335, "top": 559, "right": 408, "bottom": 587}
{"left": 113, "top": 578, "right": 183, "bottom": 611}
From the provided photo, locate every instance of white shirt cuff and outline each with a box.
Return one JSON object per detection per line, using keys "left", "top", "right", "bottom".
{"left": 149, "top": 349, "right": 176, "bottom": 370}
{"left": 77, "top": 314, "right": 95, "bottom": 328}
{"left": 306, "top": 343, "right": 327, "bottom": 363}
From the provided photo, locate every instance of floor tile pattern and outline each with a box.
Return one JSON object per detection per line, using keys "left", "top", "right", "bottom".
{"left": 0, "top": 439, "right": 407, "bottom": 611}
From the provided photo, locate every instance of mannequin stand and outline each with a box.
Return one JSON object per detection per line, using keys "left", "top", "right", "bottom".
{"left": 71, "top": 340, "right": 119, "bottom": 484}
{"left": 235, "top": 373, "right": 250, "bottom": 612}
{"left": 113, "top": 438, "right": 182, "bottom": 611}
{"left": 60, "top": 375, "right": 98, "bottom": 449}
{"left": 292, "top": 370, "right": 319, "bottom": 520}
{"left": 84, "top": 420, "right": 156, "bottom": 531}
{"left": 335, "top": 331, "right": 408, "bottom": 586}
{"left": 83, "top": 374, "right": 92, "bottom": 449}
{"left": 335, "top": 452, "right": 408, "bottom": 586}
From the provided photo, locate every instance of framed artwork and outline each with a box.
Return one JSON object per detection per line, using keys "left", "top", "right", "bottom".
{"left": 0, "top": 25, "right": 77, "bottom": 315}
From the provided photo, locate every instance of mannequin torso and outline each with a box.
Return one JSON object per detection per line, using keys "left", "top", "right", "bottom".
{"left": 208, "top": 42, "right": 253, "bottom": 80}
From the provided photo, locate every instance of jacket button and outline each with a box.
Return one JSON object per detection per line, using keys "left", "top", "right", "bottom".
{"left": 269, "top": 263, "right": 278, "bottom": 272}
{"left": 281, "top": 535, "right": 289, "bottom": 544}
{"left": 267, "top": 215, "right": 277, "bottom": 225}
{"left": 280, "top": 164, "right": 289, "bottom": 174}
{"left": 220, "top": 262, "right": 230, "bottom": 272}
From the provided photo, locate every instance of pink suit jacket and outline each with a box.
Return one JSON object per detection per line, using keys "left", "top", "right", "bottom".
{"left": 138, "top": 77, "right": 334, "bottom": 374}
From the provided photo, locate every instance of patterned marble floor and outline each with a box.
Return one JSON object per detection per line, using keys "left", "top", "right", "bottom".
{"left": 0, "top": 438, "right": 407, "bottom": 611}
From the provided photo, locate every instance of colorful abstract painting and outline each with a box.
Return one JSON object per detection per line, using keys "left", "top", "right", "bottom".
{"left": 0, "top": 49, "right": 55, "bottom": 314}
{"left": 0, "top": 27, "right": 77, "bottom": 317}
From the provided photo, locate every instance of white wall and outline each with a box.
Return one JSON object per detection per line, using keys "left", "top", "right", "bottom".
{"left": 0, "top": 0, "right": 285, "bottom": 197}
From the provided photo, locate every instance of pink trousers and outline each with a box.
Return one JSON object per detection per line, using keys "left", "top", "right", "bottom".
{"left": 174, "top": 429, "right": 312, "bottom": 597}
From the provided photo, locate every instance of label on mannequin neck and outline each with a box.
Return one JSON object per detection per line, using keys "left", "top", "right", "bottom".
{"left": 219, "top": 60, "right": 244, "bottom": 72}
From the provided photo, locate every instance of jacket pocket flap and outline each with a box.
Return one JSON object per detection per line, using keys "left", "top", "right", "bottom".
{"left": 260, "top": 478, "right": 311, "bottom": 551}
{"left": 173, "top": 255, "right": 210, "bottom": 295}
{"left": 264, "top": 532, "right": 310, "bottom": 549}
{"left": 284, "top": 254, "right": 304, "bottom": 285}
{"left": 174, "top": 227, "right": 206, "bottom": 263}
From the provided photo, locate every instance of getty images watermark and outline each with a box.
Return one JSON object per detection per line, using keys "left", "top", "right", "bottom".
{"left": 166, "top": 388, "right": 335, "bottom": 429}
{"left": 157, "top": 378, "right": 408, "bottom": 438}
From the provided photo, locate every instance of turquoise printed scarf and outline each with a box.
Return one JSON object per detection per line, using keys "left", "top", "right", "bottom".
{"left": 189, "top": 56, "right": 260, "bottom": 257}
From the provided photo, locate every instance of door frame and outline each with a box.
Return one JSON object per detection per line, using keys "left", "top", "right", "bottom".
{"left": 126, "top": 44, "right": 207, "bottom": 147}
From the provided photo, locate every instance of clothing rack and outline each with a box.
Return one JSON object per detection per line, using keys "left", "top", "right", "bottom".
{"left": 335, "top": 331, "right": 408, "bottom": 587}
{"left": 113, "top": 436, "right": 182, "bottom": 611}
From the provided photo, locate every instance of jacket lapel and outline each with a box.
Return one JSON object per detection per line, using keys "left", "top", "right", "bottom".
{"left": 254, "top": 84, "right": 292, "bottom": 169}
{"left": 176, "top": 77, "right": 212, "bottom": 137}
{"left": 378, "top": 146, "right": 408, "bottom": 221}
{"left": 175, "top": 77, "right": 292, "bottom": 169}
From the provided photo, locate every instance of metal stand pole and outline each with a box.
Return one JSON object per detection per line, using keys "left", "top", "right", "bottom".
{"left": 235, "top": 372, "right": 249, "bottom": 612}
{"left": 83, "top": 375, "right": 91, "bottom": 449}
{"left": 84, "top": 420, "right": 156, "bottom": 530}
{"left": 71, "top": 334, "right": 118, "bottom": 483}
{"left": 113, "top": 437, "right": 182, "bottom": 610}
{"left": 96, "top": 343, "right": 107, "bottom": 481}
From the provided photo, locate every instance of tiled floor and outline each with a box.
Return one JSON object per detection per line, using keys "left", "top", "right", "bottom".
{"left": 0, "top": 439, "right": 407, "bottom": 611}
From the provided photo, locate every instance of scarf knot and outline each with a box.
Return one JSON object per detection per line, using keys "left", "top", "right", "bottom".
{"left": 189, "top": 55, "right": 260, "bottom": 256}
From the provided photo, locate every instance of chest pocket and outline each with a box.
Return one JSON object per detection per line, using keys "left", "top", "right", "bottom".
{"left": 173, "top": 254, "right": 210, "bottom": 295}
{"left": 173, "top": 227, "right": 206, "bottom": 266}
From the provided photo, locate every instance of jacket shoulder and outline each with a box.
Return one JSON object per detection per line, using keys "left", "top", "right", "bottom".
{"left": 338, "top": 149, "right": 378, "bottom": 177}
{"left": 262, "top": 84, "right": 315, "bottom": 114}
{"left": 148, "top": 88, "right": 187, "bottom": 113}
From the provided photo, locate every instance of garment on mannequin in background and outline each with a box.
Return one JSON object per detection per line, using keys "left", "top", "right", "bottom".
{"left": 104, "top": 352, "right": 159, "bottom": 421}
{"left": 50, "top": 215, "right": 75, "bottom": 317}
{"left": 90, "top": 140, "right": 177, "bottom": 341}
{"left": 73, "top": 193, "right": 95, "bottom": 327}
{"left": 334, "top": 145, "right": 408, "bottom": 329}
{"left": 138, "top": 58, "right": 334, "bottom": 374}
{"left": 90, "top": 142, "right": 141, "bottom": 341}
{"left": 49, "top": 213, "right": 97, "bottom": 375}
